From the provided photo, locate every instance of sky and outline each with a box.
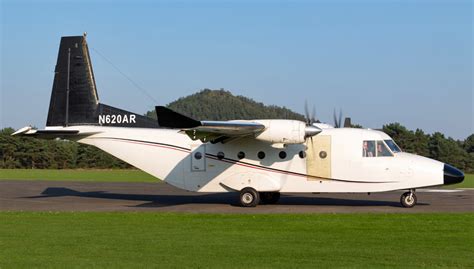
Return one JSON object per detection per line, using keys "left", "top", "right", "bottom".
{"left": 1, "top": 0, "right": 472, "bottom": 139}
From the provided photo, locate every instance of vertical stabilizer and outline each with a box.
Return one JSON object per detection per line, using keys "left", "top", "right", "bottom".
{"left": 45, "top": 34, "right": 158, "bottom": 128}
{"left": 46, "top": 34, "right": 99, "bottom": 126}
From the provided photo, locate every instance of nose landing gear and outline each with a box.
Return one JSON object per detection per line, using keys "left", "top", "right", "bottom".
{"left": 400, "top": 190, "right": 417, "bottom": 208}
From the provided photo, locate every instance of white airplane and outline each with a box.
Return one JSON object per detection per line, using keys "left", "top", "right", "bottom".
{"left": 14, "top": 34, "right": 465, "bottom": 207}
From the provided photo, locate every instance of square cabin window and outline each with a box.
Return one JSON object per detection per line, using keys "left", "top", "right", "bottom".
{"left": 363, "top": 141, "right": 375, "bottom": 157}
{"left": 376, "top": 141, "right": 393, "bottom": 157}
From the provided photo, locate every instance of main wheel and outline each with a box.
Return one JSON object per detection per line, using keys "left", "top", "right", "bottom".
{"left": 260, "top": 192, "right": 281, "bottom": 204}
{"left": 240, "top": 187, "right": 260, "bottom": 207}
{"left": 400, "top": 191, "right": 417, "bottom": 208}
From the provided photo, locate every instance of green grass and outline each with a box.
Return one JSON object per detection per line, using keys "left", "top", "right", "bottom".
{"left": 452, "top": 173, "right": 474, "bottom": 188}
{"left": 0, "top": 212, "right": 472, "bottom": 268}
{"left": 0, "top": 169, "right": 157, "bottom": 182}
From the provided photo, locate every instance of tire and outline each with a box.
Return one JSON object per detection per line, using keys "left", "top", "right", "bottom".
{"left": 239, "top": 187, "right": 260, "bottom": 207}
{"left": 400, "top": 192, "right": 417, "bottom": 208}
{"left": 260, "top": 192, "right": 281, "bottom": 204}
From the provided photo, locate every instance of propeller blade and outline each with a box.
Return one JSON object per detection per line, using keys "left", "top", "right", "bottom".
{"left": 304, "top": 100, "right": 310, "bottom": 125}
{"left": 311, "top": 105, "right": 316, "bottom": 124}
{"left": 338, "top": 109, "right": 343, "bottom": 129}
{"left": 333, "top": 109, "right": 339, "bottom": 128}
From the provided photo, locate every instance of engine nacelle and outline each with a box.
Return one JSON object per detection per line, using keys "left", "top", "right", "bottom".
{"left": 254, "top": 120, "right": 307, "bottom": 144}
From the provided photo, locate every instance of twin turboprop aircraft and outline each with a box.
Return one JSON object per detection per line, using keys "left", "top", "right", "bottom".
{"left": 14, "top": 35, "right": 465, "bottom": 207}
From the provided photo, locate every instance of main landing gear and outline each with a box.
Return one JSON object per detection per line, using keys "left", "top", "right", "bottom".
{"left": 260, "top": 192, "right": 281, "bottom": 204}
{"left": 239, "top": 188, "right": 281, "bottom": 207}
{"left": 239, "top": 187, "right": 260, "bottom": 207}
{"left": 400, "top": 189, "right": 417, "bottom": 208}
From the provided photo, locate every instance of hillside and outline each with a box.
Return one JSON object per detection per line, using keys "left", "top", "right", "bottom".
{"left": 146, "top": 89, "right": 305, "bottom": 121}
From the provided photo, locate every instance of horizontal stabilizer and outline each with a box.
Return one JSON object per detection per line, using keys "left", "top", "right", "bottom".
{"left": 12, "top": 126, "right": 97, "bottom": 140}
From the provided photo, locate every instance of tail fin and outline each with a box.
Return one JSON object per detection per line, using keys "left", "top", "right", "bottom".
{"left": 46, "top": 34, "right": 158, "bottom": 128}
{"left": 47, "top": 35, "right": 98, "bottom": 126}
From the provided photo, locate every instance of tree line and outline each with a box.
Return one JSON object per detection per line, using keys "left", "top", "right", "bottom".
{"left": 0, "top": 128, "right": 130, "bottom": 169}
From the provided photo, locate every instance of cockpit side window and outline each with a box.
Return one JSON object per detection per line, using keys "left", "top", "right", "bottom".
{"left": 377, "top": 141, "right": 393, "bottom": 157}
{"left": 384, "top": 139, "right": 402, "bottom": 153}
{"left": 363, "top": 140, "right": 375, "bottom": 157}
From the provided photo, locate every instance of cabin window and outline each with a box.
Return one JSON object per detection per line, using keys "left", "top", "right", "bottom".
{"left": 217, "top": 152, "right": 225, "bottom": 160}
{"left": 384, "top": 140, "right": 402, "bottom": 153}
{"left": 299, "top": 151, "right": 306, "bottom": 159}
{"left": 279, "top": 151, "right": 287, "bottom": 159}
{"left": 194, "top": 152, "right": 202, "bottom": 160}
{"left": 363, "top": 140, "right": 394, "bottom": 157}
{"left": 376, "top": 141, "right": 393, "bottom": 157}
{"left": 258, "top": 151, "right": 266, "bottom": 159}
{"left": 362, "top": 141, "right": 376, "bottom": 157}
{"left": 237, "top": 151, "right": 245, "bottom": 159}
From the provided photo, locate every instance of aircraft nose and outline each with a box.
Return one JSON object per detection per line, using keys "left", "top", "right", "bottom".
{"left": 443, "top": 164, "right": 464, "bottom": 185}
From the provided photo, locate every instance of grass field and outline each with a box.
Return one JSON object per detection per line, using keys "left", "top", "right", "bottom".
{"left": 455, "top": 173, "right": 474, "bottom": 188}
{"left": 0, "top": 169, "right": 157, "bottom": 182}
{"left": 0, "top": 169, "right": 472, "bottom": 188}
{"left": 0, "top": 212, "right": 472, "bottom": 268}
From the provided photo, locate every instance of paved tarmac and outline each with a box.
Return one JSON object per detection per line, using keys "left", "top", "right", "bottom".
{"left": 0, "top": 180, "right": 472, "bottom": 213}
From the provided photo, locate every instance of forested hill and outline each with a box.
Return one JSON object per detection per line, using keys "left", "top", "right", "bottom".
{"left": 146, "top": 89, "right": 305, "bottom": 121}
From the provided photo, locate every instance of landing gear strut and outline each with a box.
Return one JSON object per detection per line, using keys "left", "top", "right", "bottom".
{"left": 260, "top": 192, "right": 281, "bottom": 204}
{"left": 239, "top": 187, "right": 260, "bottom": 207}
{"left": 400, "top": 190, "right": 417, "bottom": 208}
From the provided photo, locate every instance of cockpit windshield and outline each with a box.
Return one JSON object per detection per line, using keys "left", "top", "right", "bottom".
{"left": 384, "top": 140, "right": 402, "bottom": 153}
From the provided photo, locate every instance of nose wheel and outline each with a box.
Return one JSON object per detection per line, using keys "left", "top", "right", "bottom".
{"left": 400, "top": 190, "right": 417, "bottom": 208}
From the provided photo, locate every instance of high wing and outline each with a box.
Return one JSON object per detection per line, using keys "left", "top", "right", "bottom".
{"left": 156, "top": 106, "right": 266, "bottom": 143}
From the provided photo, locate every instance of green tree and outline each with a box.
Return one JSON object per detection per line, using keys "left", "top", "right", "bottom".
{"left": 382, "top": 123, "right": 416, "bottom": 153}
{"left": 428, "top": 132, "right": 471, "bottom": 171}
{"left": 463, "top": 134, "right": 474, "bottom": 153}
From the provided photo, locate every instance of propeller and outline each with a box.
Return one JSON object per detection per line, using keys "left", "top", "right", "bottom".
{"left": 303, "top": 101, "right": 320, "bottom": 163}
{"left": 333, "top": 108, "right": 343, "bottom": 128}
{"left": 304, "top": 100, "right": 319, "bottom": 125}
{"left": 304, "top": 101, "right": 321, "bottom": 138}
{"left": 304, "top": 101, "right": 311, "bottom": 125}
